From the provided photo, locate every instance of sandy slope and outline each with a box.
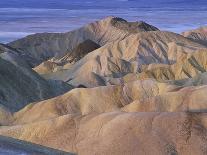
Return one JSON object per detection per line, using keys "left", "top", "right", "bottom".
{"left": 8, "top": 17, "right": 158, "bottom": 66}
{"left": 41, "top": 31, "right": 207, "bottom": 87}
{"left": 1, "top": 112, "right": 207, "bottom": 155}
{"left": 1, "top": 17, "right": 207, "bottom": 155}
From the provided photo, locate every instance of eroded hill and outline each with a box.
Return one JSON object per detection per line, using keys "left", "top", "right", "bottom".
{"left": 1, "top": 17, "right": 207, "bottom": 155}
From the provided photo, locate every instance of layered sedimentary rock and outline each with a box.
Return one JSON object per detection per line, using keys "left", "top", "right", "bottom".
{"left": 34, "top": 40, "right": 101, "bottom": 74}
{"left": 6, "top": 79, "right": 207, "bottom": 125}
{"left": 1, "top": 79, "right": 207, "bottom": 154}
{"left": 0, "top": 44, "right": 73, "bottom": 113}
{"left": 40, "top": 31, "right": 207, "bottom": 87}
{"left": 0, "top": 112, "right": 207, "bottom": 155}
{"left": 1, "top": 17, "right": 207, "bottom": 155}
{"left": 182, "top": 26, "right": 207, "bottom": 45}
{"left": 8, "top": 17, "right": 158, "bottom": 66}
{"left": 138, "top": 48, "right": 207, "bottom": 81}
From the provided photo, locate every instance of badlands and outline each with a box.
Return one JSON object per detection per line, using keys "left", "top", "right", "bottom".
{"left": 1, "top": 17, "right": 207, "bottom": 155}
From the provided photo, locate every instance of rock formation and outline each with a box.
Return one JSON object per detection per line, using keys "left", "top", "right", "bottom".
{"left": 182, "top": 26, "right": 207, "bottom": 45}
{"left": 39, "top": 31, "right": 207, "bottom": 87}
{"left": 0, "top": 43, "right": 73, "bottom": 113}
{"left": 1, "top": 17, "right": 207, "bottom": 155}
{"left": 8, "top": 17, "right": 159, "bottom": 66}
{"left": 34, "top": 39, "right": 101, "bottom": 74}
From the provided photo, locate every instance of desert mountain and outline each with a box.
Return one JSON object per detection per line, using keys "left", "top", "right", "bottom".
{"left": 182, "top": 26, "right": 207, "bottom": 45}
{"left": 1, "top": 78, "right": 207, "bottom": 154}
{"left": 0, "top": 43, "right": 73, "bottom": 113}
{"left": 39, "top": 31, "right": 207, "bottom": 87}
{"left": 8, "top": 79, "right": 207, "bottom": 125}
{"left": 34, "top": 39, "right": 101, "bottom": 74}
{"left": 8, "top": 17, "right": 159, "bottom": 66}
{"left": 138, "top": 48, "right": 207, "bottom": 81}
{"left": 1, "top": 111, "right": 207, "bottom": 155}
{"left": 1, "top": 17, "right": 207, "bottom": 155}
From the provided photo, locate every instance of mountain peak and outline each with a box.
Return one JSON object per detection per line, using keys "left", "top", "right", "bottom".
{"left": 100, "top": 16, "right": 159, "bottom": 33}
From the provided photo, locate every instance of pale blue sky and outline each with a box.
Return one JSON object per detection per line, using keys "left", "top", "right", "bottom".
{"left": 0, "top": 0, "right": 207, "bottom": 43}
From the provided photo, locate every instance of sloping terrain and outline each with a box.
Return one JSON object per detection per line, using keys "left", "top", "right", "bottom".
{"left": 34, "top": 39, "right": 101, "bottom": 74}
{"left": 8, "top": 79, "right": 207, "bottom": 125}
{"left": 0, "top": 44, "right": 73, "bottom": 113}
{"left": 0, "top": 112, "right": 207, "bottom": 155}
{"left": 138, "top": 48, "right": 207, "bottom": 81}
{"left": 0, "top": 78, "right": 207, "bottom": 155}
{"left": 8, "top": 17, "right": 159, "bottom": 66}
{"left": 41, "top": 31, "right": 207, "bottom": 87}
{"left": 0, "top": 135, "right": 73, "bottom": 155}
{"left": 1, "top": 17, "right": 207, "bottom": 155}
{"left": 182, "top": 26, "right": 207, "bottom": 45}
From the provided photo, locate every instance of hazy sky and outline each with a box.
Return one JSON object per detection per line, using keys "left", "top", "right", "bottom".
{"left": 0, "top": 0, "right": 207, "bottom": 9}
{"left": 0, "top": 0, "right": 207, "bottom": 43}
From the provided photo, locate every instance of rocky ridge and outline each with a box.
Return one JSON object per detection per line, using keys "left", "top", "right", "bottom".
{"left": 1, "top": 17, "right": 207, "bottom": 155}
